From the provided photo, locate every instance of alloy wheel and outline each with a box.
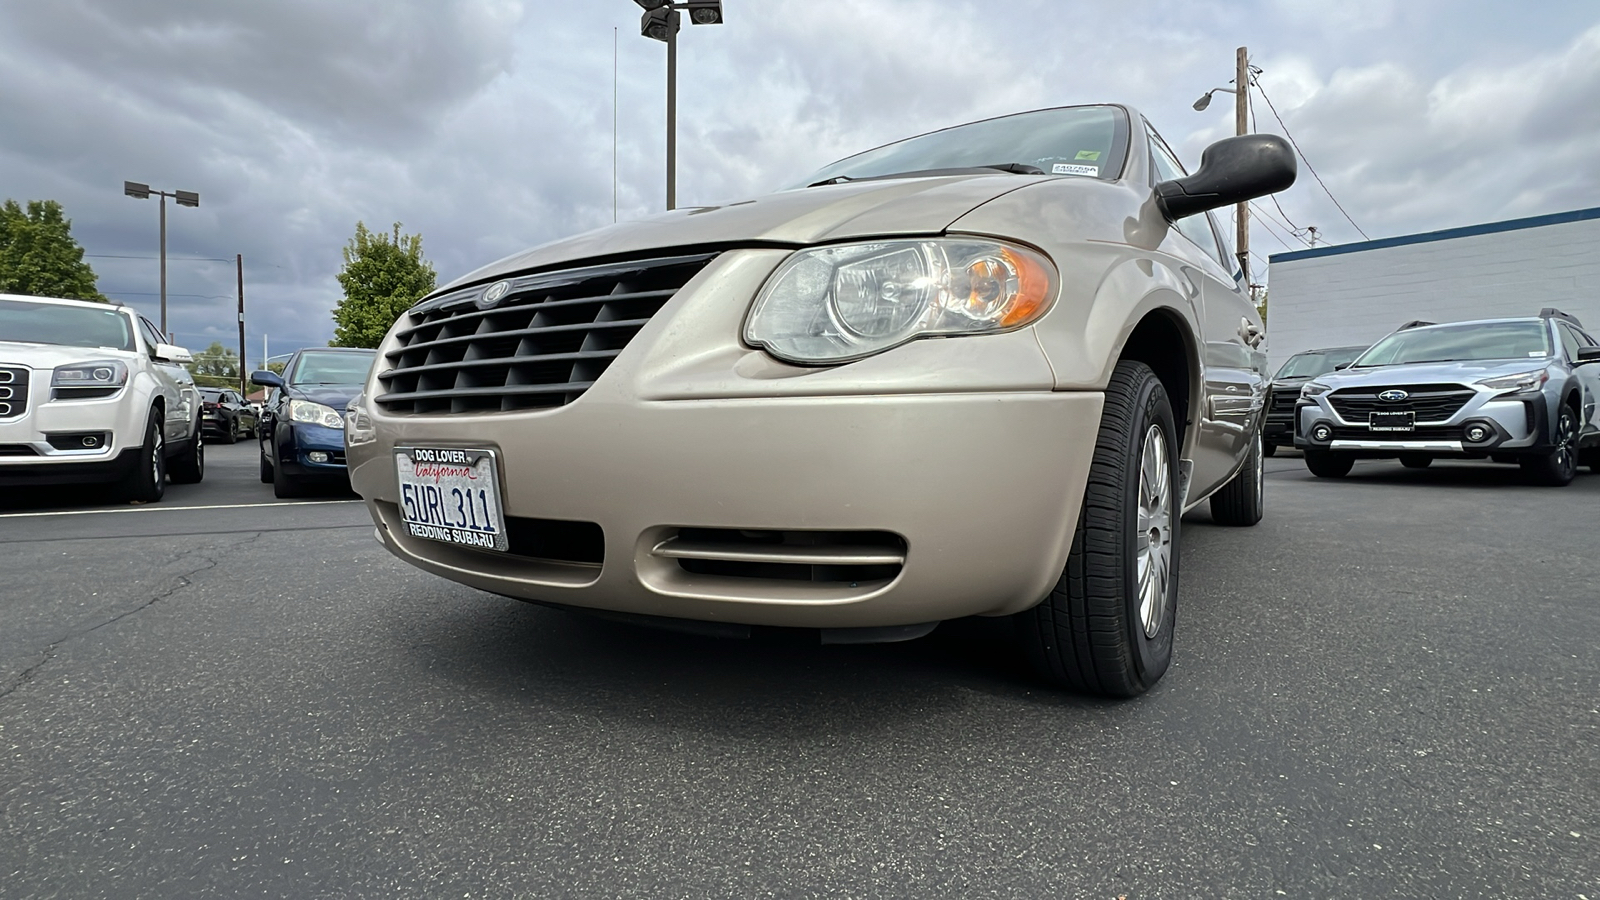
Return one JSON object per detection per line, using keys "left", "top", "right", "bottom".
{"left": 1555, "top": 408, "right": 1577, "bottom": 477}
{"left": 1136, "top": 423, "right": 1173, "bottom": 639}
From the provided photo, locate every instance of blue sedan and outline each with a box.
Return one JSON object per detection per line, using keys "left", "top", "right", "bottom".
{"left": 250, "top": 348, "right": 376, "bottom": 498}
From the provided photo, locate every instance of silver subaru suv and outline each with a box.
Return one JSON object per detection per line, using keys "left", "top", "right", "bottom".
{"left": 1295, "top": 310, "right": 1600, "bottom": 485}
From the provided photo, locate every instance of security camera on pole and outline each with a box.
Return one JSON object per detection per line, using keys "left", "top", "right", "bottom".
{"left": 630, "top": 0, "right": 724, "bottom": 211}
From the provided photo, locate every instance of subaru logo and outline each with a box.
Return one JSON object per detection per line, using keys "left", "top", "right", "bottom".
{"left": 476, "top": 280, "right": 511, "bottom": 309}
{"left": 1378, "top": 389, "right": 1409, "bottom": 402}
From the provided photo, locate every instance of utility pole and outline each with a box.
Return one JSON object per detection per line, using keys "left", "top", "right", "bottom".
{"left": 236, "top": 254, "right": 246, "bottom": 396}
{"left": 665, "top": 8, "right": 677, "bottom": 210}
{"left": 1235, "top": 45, "right": 1251, "bottom": 291}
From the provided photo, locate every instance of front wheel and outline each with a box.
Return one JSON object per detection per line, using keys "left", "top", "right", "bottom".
{"left": 170, "top": 431, "right": 204, "bottom": 484}
{"left": 1210, "top": 430, "right": 1264, "bottom": 526}
{"left": 221, "top": 416, "right": 239, "bottom": 444}
{"left": 1016, "top": 360, "right": 1178, "bottom": 698}
{"left": 118, "top": 410, "right": 166, "bottom": 503}
{"left": 1521, "top": 405, "right": 1578, "bottom": 486}
{"left": 259, "top": 449, "right": 273, "bottom": 484}
{"left": 272, "top": 453, "right": 305, "bottom": 498}
{"left": 1304, "top": 449, "right": 1355, "bottom": 478}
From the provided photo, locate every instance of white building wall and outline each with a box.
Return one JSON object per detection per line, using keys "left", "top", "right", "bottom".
{"left": 1266, "top": 211, "right": 1600, "bottom": 371}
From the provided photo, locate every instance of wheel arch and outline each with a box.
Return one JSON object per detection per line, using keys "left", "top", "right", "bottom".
{"left": 1115, "top": 308, "right": 1199, "bottom": 454}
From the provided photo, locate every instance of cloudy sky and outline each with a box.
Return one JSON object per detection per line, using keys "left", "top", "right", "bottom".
{"left": 2, "top": 0, "right": 1597, "bottom": 359}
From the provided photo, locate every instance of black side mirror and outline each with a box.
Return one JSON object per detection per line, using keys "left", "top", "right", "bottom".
{"left": 1154, "top": 134, "right": 1297, "bottom": 221}
{"left": 250, "top": 370, "right": 284, "bottom": 389}
{"left": 1577, "top": 347, "right": 1600, "bottom": 364}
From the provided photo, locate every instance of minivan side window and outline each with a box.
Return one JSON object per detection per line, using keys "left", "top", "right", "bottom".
{"left": 1146, "top": 128, "right": 1230, "bottom": 271}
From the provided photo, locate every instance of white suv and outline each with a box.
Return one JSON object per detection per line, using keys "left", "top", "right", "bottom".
{"left": 0, "top": 293, "right": 204, "bottom": 502}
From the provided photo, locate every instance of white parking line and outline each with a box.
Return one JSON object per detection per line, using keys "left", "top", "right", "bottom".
{"left": 0, "top": 499, "right": 363, "bottom": 519}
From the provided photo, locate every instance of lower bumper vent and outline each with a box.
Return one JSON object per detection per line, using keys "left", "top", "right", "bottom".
{"left": 652, "top": 528, "right": 906, "bottom": 584}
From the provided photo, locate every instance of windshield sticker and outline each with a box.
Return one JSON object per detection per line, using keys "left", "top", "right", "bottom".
{"left": 1075, "top": 150, "right": 1102, "bottom": 161}
{"left": 1529, "top": 351, "right": 1544, "bottom": 357}
{"left": 1052, "top": 164, "right": 1100, "bottom": 177}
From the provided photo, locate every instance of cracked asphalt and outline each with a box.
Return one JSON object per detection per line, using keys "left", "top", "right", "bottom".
{"left": 1, "top": 442, "right": 1597, "bottom": 898}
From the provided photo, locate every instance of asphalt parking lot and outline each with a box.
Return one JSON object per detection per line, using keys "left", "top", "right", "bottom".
{"left": 1, "top": 442, "right": 1596, "bottom": 898}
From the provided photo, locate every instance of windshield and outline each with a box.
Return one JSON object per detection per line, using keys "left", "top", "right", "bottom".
{"left": 289, "top": 350, "right": 375, "bottom": 385}
{"left": 797, "top": 105, "right": 1129, "bottom": 188}
{"left": 1275, "top": 347, "right": 1366, "bottom": 379}
{"left": 0, "top": 298, "right": 136, "bottom": 351}
{"left": 200, "top": 389, "right": 225, "bottom": 400}
{"left": 1353, "top": 321, "right": 1552, "bottom": 367}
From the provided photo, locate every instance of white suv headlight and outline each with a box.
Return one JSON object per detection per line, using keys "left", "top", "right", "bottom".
{"left": 744, "top": 238, "right": 1058, "bottom": 364}
{"left": 51, "top": 360, "right": 128, "bottom": 389}
{"left": 289, "top": 399, "right": 344, "bottom": 428}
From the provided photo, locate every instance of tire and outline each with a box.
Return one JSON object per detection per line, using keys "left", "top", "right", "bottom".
{"left": 1016, "top": 360, "right": 1178, "bottom": 698}
{"left": 1521, "top": 404, "right": 1579, "bottom": 486}
{"left": 1304, "top": 449, "right": 1355, "bottom": 478}
{"left": 1262, "top": 441, "right": 1277, "bottom": 458}
{"left": 1210, "top": 429, "right": 1264, "bottom": 526}
{"left": 272, "top": 451, "right": 305, "bottom": 498}
{"left": 118, "top": 410, "right": 166, "bottom": 503}
{"left": 259, "top": 449, "right": 273, "bottom": 484}
{"left": 1399, "top": 453, "right": 1432, "bottom": 469}
{"left": 221, "top": 414, "right": 239, "bottom": 444}
{"left": 170, "top": 431, "right": 205, "bottom": 484}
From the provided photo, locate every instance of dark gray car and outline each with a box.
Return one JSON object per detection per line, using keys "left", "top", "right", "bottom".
{"left": 1262, "top": 345, "right": 1368, "bottom": 455}
{"left": 1294, "top": 310, "right": 1600, "bottom": 484}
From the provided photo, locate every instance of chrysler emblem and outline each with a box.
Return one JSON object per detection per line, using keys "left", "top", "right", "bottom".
{"left": 476, "top": 280, "right": 511, "bottom": 309}
{"left": 1377, "top": 389, "right": 1409, "bottom": 402}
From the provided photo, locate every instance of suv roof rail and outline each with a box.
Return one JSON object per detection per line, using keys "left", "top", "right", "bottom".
{"left": 1396, "top": 320, "right": 1435, "bottom": 330}
{"left": 1539, "top": 307, "right": 1583, "bottom": 327}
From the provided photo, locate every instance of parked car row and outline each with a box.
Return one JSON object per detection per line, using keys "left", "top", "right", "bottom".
{"left": 1278, "top": 310, "right": 1600, "bottom": 485}
{"left": 0, "top": 293, "right": 205, "bottom": 502}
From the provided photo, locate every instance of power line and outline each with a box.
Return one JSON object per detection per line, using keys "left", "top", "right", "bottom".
{"left": 86, "top": 254, "right": 234, "bottom": 262}
{"left": 1248, "top": 200, "right": 1308, "bottom": 247}
{"left": 1249, "top": 209, "right": 1300, "bottom": 252}
{"left": 1252, "top": 79, "right": 1371, "bottom": 241}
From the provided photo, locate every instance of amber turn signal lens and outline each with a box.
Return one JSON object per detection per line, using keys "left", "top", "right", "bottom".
{"left": 996, "top": 247, "right": 1053, "bottom": 327}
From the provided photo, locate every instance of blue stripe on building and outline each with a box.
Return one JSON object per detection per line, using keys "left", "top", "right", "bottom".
{"left": 1269, "top": 205, "right": 1600, "bottom": 264}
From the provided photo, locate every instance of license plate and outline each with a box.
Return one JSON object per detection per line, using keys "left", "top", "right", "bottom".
{"left": 395, "top": 447, "right": 508, "bottom": 552}
{"left": 1369, "top": 410, "right": 1415, "bottom": 432}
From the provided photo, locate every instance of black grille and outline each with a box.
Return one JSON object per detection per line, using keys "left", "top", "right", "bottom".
{"left": 0, "top": 367, "right": 28, "bottom": 418}
{"left": 376, "top": 253, "right": 717, "bottom": 414}
{"left": 1329, "top": 384, "right": 1474, "bottom": 422}
{"left": 0, "top": 443, "right": 37, "bottom": 456}
{"left": 1267, "top": 387, "right": 1299, "bottom": 422}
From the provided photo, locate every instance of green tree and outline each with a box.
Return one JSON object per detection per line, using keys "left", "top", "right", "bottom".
{"left": 330, "top": 221, "right": 436, "bottom": 348}
{"left": 186, "top": 341, "right": 240, "bottom": 388}
{"left": 0, "top": 199, "right": 108, "bottom": 302}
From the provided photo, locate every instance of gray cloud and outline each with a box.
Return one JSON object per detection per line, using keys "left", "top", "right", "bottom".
{"left": 0, "top": 0, "right": 1595, "bottom": 357}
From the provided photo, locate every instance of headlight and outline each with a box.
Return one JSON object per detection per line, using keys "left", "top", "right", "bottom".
{"left": 1300, "top": 381, "right": 1332, "bottom": 399}
{"left": 345, "top": 393, "right": 375, "bottom": 446}
{"left": 1477, "top": 369, "right": 1548, "bottom": 394}
{"left": 744, "top": 238, "right": 1057, "bottom": 364}
{"left": 52, "top": 360, "right": 128, "bottom": 388}
{"left": 289, "top": 399, "right": 344, "bottom": 428}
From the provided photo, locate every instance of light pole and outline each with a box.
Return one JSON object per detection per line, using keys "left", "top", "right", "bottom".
{"left": 1193, "top": 47, "right": 1255, "bottom": 288}
{"left": 123, "top": 181, "right": 199, "bottom": 337}
{"left": 632, "top": 0, "right": 723, "bottom": 210}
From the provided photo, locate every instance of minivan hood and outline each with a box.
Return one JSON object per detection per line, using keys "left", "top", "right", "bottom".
{"left": 443, "top": 173, "right": 1045, "bottom": 292}
{"left": 0, "top": 342, "right": 141, "bottom": 370}
{"left": 1323, "top": 358, "right": 1554, "bottom": 388}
